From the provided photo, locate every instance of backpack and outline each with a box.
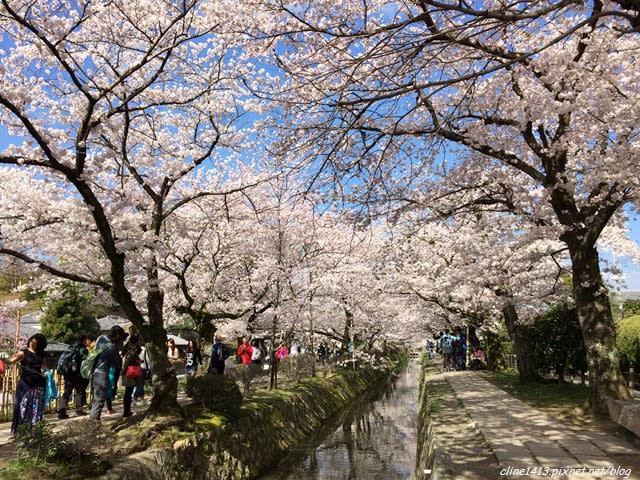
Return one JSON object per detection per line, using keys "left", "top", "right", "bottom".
{"left": 213, "top": 343, "right": 228, "bottom": 362}
{"left": 57, "top": 345, "right": 82, "bottom": 377}
{"left": 441, "top": 335, "right": 453, "bottom": 353}
{"left": 80, "top": 340, "right": 111, "bottom": 380}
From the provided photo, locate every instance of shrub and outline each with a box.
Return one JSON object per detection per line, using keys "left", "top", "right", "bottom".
{"left": 40, "top": 283, "right": 100, "bottom": 344}
{"left": 617, "top": 315, "right": 640, "bottom": 372}
{"left": 12, "top": 418, "right": 111, "bottom": 479}
{"left": 227, "top": 363, "right": 262, "bottom": 395}
{"left": 280, "top": 353, "right": 313, "bottom": 382}
{"left": 51, "top": 418, "right": 106, "bottom": 464}
{"left": 623, "top": 300, "right": 640, "bottom": 318}
{"left": 185, "top": 373, "right": 242, "bottom": 415}
{"left": 520, "top": 303, "right": 587, "bottom": 381}
{"left": 15, "top": 421, "right": 57, "bottom": 461}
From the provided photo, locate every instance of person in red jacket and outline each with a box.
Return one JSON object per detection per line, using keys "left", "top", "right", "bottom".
{"left": 236, "top": 337, "right": 254, "bottom": 365}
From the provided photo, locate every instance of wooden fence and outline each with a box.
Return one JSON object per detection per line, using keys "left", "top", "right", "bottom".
{"left": 0, "top": 363, "right": 86, "bottom": 421}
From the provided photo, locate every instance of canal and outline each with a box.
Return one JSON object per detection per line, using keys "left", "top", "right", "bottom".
{"left": 259, "top": 360, "right": 421, "bottom": 479}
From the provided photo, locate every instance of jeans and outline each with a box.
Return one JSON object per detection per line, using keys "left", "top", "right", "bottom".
{"left": 133, "top": 369, "right": 148, "bottom": 399}
{"left": 90, "top": 370, "right": 110, "bottom": 420}
{"left": 59, "top": 376, "right": 89, "bottom": 413}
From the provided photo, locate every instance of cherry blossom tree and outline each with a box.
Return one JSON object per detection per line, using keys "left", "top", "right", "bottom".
{"left": 250, "top": 0, "right": 640, "bottom": 412}
{"left": 159, "top": 191, "right": 274, "bottom": 340}
{"left": 388, "top": 211, "right": 572, "bottom": 380}
{"left": 0, "top": 0, "right": 261, "bottom": 414}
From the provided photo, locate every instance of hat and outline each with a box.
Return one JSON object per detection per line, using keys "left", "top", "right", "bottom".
{"left": 108, "top": 325, "right": 129, "bottom": 341}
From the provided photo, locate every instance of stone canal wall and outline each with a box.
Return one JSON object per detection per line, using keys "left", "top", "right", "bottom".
{"left": 98, "top": 363, "right": 398, "bottom": 480}
{"left": 416, "top": 360, "right": 447, "bottom": 480}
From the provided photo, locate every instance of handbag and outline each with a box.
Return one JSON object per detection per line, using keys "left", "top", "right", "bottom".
{"left": 125, "top": 364, "right": 143, "bottom": 380}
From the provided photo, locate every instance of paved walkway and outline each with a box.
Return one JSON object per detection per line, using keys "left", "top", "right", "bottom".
{"left": 0, "top": 397, "right": 153, "bottom": 465}
{"left": 447, "top": 371, "right": 640, "bottom": 480}
{"left": 0, "top": 389, "right": 196, "bottom": 466}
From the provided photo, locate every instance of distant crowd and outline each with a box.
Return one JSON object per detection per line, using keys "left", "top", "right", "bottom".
{"left": 427, "top": 327, "right": 486, "bottom": 371}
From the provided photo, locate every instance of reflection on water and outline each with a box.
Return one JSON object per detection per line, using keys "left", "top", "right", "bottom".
{"left": 259, "top": 361, "right": 421, "bottom": 480}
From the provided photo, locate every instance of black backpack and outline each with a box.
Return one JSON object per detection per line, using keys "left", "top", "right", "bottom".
{"left": 57, "top": 345, "right": 82, "bottom": 377}
{"left": 213, "top": 343, "right": 228, "bottom": 362}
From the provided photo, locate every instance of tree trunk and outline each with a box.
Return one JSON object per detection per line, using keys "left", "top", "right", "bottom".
{"left": 141, "top": 287, "right": 181, "bottom": 416}
{"left": 484, "top": 330, "right": 505, "bottom": 371}
{"left": 569, "top": 242, "right": 631, "bottom": 413}
{"left": 145, "top": 334, "right": 181, "bottom": 415}
{"left": 343, "top": 304, "right": 353, "bottom": 347}
{"left": 269, "top": 315, "right": 278, "bottom": 390}
{"left": 503, "top": 303, "right": 540, "bottom": 384}
{"left": 198, "top": 319, "right": 216, "bottom": 344}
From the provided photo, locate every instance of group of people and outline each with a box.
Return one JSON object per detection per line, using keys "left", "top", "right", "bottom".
{"left": 67, "top": 325, "right": 149, "bottom": 421}
{"left": 6, "top": 330, "right": 335, "bottom": 437}
{"left": 166, "top": 337, "right": 204, "bottom": 380}
{"left": 202, "top": 336, "right": 313, "bottom": 375}
{"left": 5, "top": 325, "right": 154, "bottom": 437}
{"left": 435, "top": 327, "right": 468, "bottom": 371}
{"left": 234, "top": 336, "right": 271, "bottom": 367}
{"left": 432, "top": 327, "right": 486, "bottom": 371}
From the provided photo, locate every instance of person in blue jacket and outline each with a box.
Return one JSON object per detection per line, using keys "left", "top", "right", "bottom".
{"left": 89, "top": 325, "right": 128, "bottom": 420}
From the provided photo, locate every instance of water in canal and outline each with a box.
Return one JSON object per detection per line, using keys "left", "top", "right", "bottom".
{"left": 259, "top": 360, "right": 421, "bottom": 480}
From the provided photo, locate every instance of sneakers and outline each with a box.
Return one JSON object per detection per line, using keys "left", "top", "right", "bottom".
{"left": 123, "top": 412, "right": 133, "bottom": 418}
{"left": 105, "top": 409, "right": 115, "bottom": 415}
{"left": 134, "top": 398, "right": 146, "bottom": 406}
{"left": 57, "top": 411, "right": 69, "bottom": 420}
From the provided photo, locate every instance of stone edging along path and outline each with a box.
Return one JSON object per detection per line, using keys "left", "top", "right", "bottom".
{"left": 448, "top": 372, "right": 640, "bottom": 480}
{"left": 417, "top": 362, "right": 640, "bottom": 480}
{"left": 96, "top": 361, "right": 401, "bottom": 480}
{"left": 416, "top": 363, "right": 498, "bottom": 480}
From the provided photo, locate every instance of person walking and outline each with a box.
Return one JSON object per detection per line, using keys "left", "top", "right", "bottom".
{"left": 89, "top": 326, "right": 127, "bottom": 420}
{"left": 236, "top": 337, "right": 253, "bottom": 365}
{"left": 184, "top": 339, "right": 203, "bottom": 380}
{"left": 250, "top": 340, "right": 262, "bottom": 366}
{"left": 208, "top": 336, "right": 229, "bottom": 375}
{"left": 57, "top": 334, "right": 90, "bottom": 419}
{"left": 427, "top": 339, "right": 435, "bottom": 359}
{"left": 439, "top": 329, "right": 454, "bottom": 371}
{"left": 121, "top": 334, "right": 142, "bottom": 418}
{"left": 7, "top": 333, "right": 48, "bottom": 437}
{"left": 133, "top": 342, "right": 150, "bottom": 406}
{"left": 276, "top": 342, "right": 289, "bottom": 362}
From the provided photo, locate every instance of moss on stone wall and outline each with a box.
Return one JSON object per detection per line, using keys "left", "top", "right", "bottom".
{"left": 415, "top": 355, "right": 456, "bottom": 480}
{"left": 98, "top": 357, "right": 401, "bottom": 480}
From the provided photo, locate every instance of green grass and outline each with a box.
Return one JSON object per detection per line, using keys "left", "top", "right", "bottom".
{"left": 0, "top": 457, "right": 68, "bottom": 480}
{"left": 194, "top": 412, "right": 228, "bottom": 428}
{"left": 425, "top": 380, "right": 443, "bottom": 415}
{"left": 482, "top": 368, "right": 590, "bottom": 411}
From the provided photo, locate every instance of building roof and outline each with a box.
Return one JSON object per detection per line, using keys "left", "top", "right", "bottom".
{"left": 0, "top": 321, "right": 69, "bottom": 353}
{"left": 167, "top": 334, "right": 189, "bottom": 347}
{"left": 20, "top": 312, "right": 42, "bottom": 324}
{"left": 621, "top": 291, "right": 640, "bottom": 301}
{"left": 97, "top": 317, "right": 189, "bottom": 346}
{"left": 97, "top": 315, "right": 130, "bottom": 331}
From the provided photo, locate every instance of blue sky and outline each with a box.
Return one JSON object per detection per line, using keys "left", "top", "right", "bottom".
{"left": 616, "top": 214, "right": 640, "bottom": 291}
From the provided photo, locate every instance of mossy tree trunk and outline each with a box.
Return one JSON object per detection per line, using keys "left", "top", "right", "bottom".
{"left": 503, "top": 303, "right": 540, "bottom": 384}
{"left": 565, "top": 235, "right": 631, "bottom": 413}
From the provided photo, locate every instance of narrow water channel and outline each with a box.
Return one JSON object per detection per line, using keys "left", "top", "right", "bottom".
{"left": 259, "top": 360, "right": 421, "bottom": 480}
